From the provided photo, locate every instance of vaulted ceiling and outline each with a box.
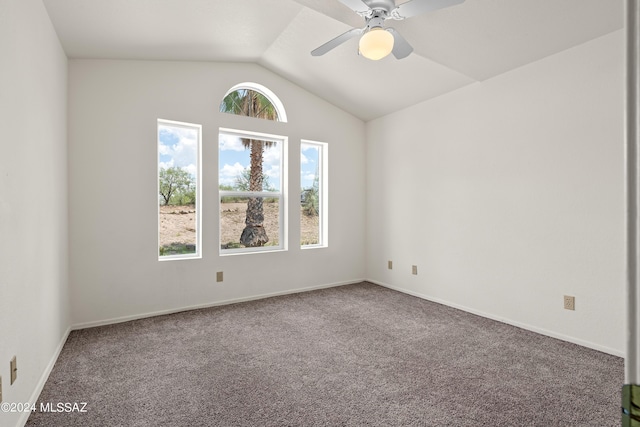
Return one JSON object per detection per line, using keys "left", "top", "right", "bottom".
{"left": 42, "top": 0, "right": 623, "bottom": 121}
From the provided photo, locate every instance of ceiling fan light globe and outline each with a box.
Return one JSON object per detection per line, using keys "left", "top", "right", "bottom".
{"left": 359, "top": 27, "right": 394, "bottom": 60}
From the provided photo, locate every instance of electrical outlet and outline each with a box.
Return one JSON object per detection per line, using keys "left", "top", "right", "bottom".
{"left": 10, "top": 356, "right": 16, "bottom": 385}
{"left": 412, "top": 265, "right": 418, "bottom": 275}
{"left": 388, "top": 260, "right": 393, "bottom": 270}
{"left": 564, "top": 295, "right": 575, "bottom": 311}
{"left": 216, "top": 271, "right": 223, "bottom": 282}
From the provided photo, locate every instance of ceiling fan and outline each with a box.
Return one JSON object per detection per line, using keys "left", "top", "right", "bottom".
{"left": 311, "top": 0, "right": 464, "bottom": 61}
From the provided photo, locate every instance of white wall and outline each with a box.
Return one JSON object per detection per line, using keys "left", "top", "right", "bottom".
{"left": 366, "top": 30, "right": 625, "bottom": 355}
{"left": 0, "top": 0, "right": 69, "bottom": 426}
{"left": 68, "top": 60, "right": 366, "bottom": 327}
{"left": 0, "top": 8, "right": 621, "bottom": 426}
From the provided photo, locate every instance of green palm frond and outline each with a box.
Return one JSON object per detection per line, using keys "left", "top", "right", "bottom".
{"left": 220, "top": 89, "right": 279, "bottom": 121}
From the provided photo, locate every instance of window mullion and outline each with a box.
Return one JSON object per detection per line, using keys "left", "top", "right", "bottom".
{"left": 220, "top": 191, "right": 281, "bottom": 198}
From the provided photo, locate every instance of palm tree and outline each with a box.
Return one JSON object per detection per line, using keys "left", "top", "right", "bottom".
{"left": 220, "top": 89, "right": 279, "bottom": 247}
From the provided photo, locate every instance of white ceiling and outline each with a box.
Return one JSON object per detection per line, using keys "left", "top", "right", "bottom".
{"left": 42, "top": 0, "right": 623, "bottom": 121}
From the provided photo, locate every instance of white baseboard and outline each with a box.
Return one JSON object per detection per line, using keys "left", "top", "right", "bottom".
{"left": 17, "top": 326, "right": 71, "bottom": 427}
{"left": 367, "top": 279, "right": 624, "bottom": 358}
{"left": 72, "top": 279, "right": 365, "bottom": 330}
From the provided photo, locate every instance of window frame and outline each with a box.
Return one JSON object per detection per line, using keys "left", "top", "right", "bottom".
{"left": 300, "top": 140, "right": 328, "bottom": 249}
{"left": 157, "top": 119, "right": 202, "bottom": 261}
{"left": 218, "top": 128, "right": 288, "bottom": 256}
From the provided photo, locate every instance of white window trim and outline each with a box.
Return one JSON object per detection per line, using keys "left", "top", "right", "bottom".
{"left": 158, "top": 119, "right": 202, "bottom": 261}
{"left": 301, "top": 140, "right": 328, "bottom": 249}
{"left": 219, "top": 128, "right": 288, "bottom": 256}
{"left": 221, "top": 82, "right": 288, "bottom": 123}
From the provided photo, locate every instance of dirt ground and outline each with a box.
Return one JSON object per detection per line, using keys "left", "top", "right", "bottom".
{"left": 159, "top": 202, "right": 319, "bottom": 250}
{"left": 159, "top": 205, "right": 197, "bottom": 249}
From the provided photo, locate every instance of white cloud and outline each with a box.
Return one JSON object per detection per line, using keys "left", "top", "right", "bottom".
{"left": 301, "top": 172, "right": 316, "bottom": 181}
{"left": 300, "top": 152, "right": 309, "bottom": 164}
{"left": 262, "top": 145, "right": 282, "bottom": 189}
{"left": 159, "top": 125, "right": 196, "bottom": 140}
{"left": 182, "top": 164, "right": 197, "bottom": 178}
{"left": 264, "top": 164, "right": 281, "bottom": 181}
{"left": 301, "top": 145, "right": 318, "bottom": 156}
{"left": 158, "top": 125, "right": 198, "bottom": 178}
{"left": 219, "top": 134, "right": 245, "bottom": 151}
{"left": 219, "top": 162, "right": 246, "bottom": 186}
{"left": 263, "top": 145, "right": 281, "bottom": 167}
{"left": 159, "top": 159, "right": 174, "bottom": 170}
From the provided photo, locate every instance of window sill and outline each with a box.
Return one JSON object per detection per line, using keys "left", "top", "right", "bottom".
{"left": 159, "top": 253, "right": 202, "bottom": 262}
{"left": 220, "top": 247, "right": 286, "bottom": 256}
{"left": 301, "top": 244, "right": 328, "bottom": 250}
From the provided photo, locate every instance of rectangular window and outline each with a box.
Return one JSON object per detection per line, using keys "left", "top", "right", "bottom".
{"left": 301, "top": 140, "right": 327, "bottom": 248}
{"left": 219, "top": 129, "right": 286, "bottom": 254}
{"left": 158, "top": 119, "right": 202, "bottom": 260}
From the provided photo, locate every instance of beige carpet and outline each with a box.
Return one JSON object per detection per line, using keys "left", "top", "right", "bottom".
{"left": 27, "top": 282, "right": 623, "bottom": 426}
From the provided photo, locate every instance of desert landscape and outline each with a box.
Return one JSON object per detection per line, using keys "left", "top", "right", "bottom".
{"left": 159, "top": 201, "right": 319, "bottom": 255}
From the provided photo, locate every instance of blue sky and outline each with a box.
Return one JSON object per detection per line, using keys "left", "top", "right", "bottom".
{"left": 218, "top": 134, "right": 282, "bottom": 191}
{"left": 300, "top": 143, "right": 319, "bottom": 190}
{"left": 159, "top": 128, "right": 319, "bottom": 192}
{"left": 158, "top": 124, "right": 198, "bottom": 178}
{"left": 219, "top": 134, "right": 319, "bottom": 192}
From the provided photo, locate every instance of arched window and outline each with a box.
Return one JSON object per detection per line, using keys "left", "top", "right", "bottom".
{"left": 219, "top": 82, "right": 288, "bottom": 254}
{"left": 220, "top": 82, "right": 287, "bottom": 123}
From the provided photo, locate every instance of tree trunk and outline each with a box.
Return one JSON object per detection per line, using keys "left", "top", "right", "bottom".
{"left": 163, "top": 184, "right": 173, "bottom": 206}
{"left": 240, "top": 139, "right": 269, "bottom": 247}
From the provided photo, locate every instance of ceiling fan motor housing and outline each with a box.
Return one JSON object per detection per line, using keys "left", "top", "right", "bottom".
{"left": 361, "top": 0, "right": 397, "bottom": 16}
{"left": 366, "top": 15, "right": 387, "bottom": 31}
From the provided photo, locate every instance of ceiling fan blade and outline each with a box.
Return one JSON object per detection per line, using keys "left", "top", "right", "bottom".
{"left": 337, "top": 0, "right": 371, "bottom": 14}
{"left": 395, "top": 0, "right": 465, "bottom": 19}
{"left": 311, "top": 28, "right": 363, "bottom": 56}
{"left": 387, "top": 28, "right": 413, "bottom": 59}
